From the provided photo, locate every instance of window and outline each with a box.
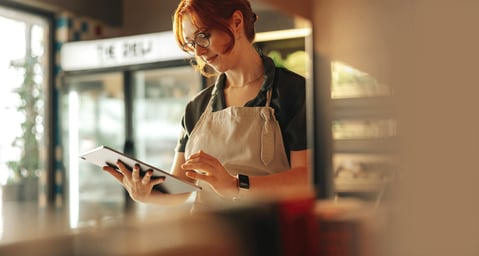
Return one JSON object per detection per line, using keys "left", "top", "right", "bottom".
{"left": 0, "top": 4, "right": 51, "bottom": 202}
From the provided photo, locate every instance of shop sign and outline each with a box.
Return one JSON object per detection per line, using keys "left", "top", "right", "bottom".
{"left": 60, "top": 31, "right": 189, "bottom": 71}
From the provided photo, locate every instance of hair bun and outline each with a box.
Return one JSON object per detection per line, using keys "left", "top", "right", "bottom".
{"left": 252, "top": 12, "right": 258, "bottom": 22}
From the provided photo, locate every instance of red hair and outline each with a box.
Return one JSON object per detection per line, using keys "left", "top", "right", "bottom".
{"left": 173, "top": 0, "right": 258, "bottom": 76}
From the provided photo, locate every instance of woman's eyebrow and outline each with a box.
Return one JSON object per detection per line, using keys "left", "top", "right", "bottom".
{"left": 184, "top": 28, "right": 207, "bottom": 41}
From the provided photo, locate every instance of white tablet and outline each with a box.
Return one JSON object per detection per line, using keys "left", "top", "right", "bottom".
{"left": 79, "top": 145, "right": 201, "bottom": 194}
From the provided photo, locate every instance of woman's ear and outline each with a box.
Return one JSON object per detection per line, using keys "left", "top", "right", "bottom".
{"left": 231, "top": 10, "right": 244, "bottom": 35}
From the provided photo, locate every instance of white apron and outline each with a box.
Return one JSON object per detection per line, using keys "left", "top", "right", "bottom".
{"left": 185, "top": 86, "right": 290, "bottom": 211}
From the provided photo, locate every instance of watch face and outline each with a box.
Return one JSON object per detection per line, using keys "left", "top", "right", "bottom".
{"left": 239, "top": 174, "right": 250, "bottom": 189}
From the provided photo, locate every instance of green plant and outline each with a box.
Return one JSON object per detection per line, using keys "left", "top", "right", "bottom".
{"left": 6, "top": 52, "right": 42, "bottom": 183}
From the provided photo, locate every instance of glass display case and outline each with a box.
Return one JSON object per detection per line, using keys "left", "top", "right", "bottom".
{"left": 331, "top": 61, "right": 398, "bottom": 202}
{"left": 61, "top": 72, "right": 126, "bottom": 227}
{"left": 61, "top": 65, "right": 204, "bottom": 226}
{"left": 254, "top": 28, "right": 311, "bottom": 79}
{"left": 133, "top": 66, "right": 202, "bottom": 171}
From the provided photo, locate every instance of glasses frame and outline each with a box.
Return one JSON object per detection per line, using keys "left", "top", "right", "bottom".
{"left": 182, "top": 32, "right": 211, "bottom": 55}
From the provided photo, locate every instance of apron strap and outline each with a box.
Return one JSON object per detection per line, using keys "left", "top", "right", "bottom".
{"left": 260, "top": 89, "right": 275, "bottom": 166}
{"left": 265, "top": 89, "right": 272, "bottom": 107}
{"left": 260, "top": 107, "right": 275, "bottom": 166}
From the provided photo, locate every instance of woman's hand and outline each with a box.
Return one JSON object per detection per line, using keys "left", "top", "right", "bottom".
{"left": 102, "top": 160, "right": 165, "bottom": 202}
{"left": 181, "top": 150, "right": 238, "bottom": 198}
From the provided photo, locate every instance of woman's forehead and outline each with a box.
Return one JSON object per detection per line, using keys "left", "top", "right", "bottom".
{"left": 181, "top": 14, "right": 197, "bottom": 38}
{"left": 181, "top": 13, "right": 204, "bottom": 38}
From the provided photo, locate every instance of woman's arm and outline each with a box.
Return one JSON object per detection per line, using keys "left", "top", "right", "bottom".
{"left": 241, "top": 149, "right": 313, "bottom": 199}
{"left": 182, "top": 149, "right": 314, "bottom": 200}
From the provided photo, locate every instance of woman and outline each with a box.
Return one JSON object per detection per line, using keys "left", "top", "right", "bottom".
{"left": 103, "top": 0, "right": 312, "bottom": 211}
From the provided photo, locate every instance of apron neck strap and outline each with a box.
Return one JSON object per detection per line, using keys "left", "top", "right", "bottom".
{"left": 207, "top": 77, "right": 273, "bottom": 111}
{"left": 265, "top": 89, "right": 272, "bottom": 107}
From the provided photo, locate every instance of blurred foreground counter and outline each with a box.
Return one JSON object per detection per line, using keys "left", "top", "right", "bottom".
{"left": 0, "top": 197, "right": 391, "bottom": 256}
{"left": 315, "top": 199, "right": 392, "bottom": 256}
{"left": 0, "top": 204, "right": 241, "bottom": 256}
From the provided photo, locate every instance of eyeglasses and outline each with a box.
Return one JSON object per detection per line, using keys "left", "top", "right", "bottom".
{"left": 182, "top": 32, "right": 211, "bottom": 55}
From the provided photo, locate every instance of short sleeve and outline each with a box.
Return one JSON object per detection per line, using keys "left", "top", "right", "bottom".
{"left": 273, "top": 68, "right": 308, "bottom": 152}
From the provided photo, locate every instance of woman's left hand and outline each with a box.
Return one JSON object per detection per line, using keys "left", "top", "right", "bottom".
{"left": 181, "top": 150, "right": 238, "bottom": 198}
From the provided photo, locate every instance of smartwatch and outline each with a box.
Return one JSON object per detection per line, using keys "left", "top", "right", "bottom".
{"left": 238, "top": 174, "right": 250, "bottom": 190}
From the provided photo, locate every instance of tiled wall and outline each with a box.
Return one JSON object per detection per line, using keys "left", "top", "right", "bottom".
{"left": 41, "top": 12, "right": 120, "bottom": 208}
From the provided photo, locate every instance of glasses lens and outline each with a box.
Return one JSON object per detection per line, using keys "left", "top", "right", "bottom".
{"left": 195, "top": 33, "right": 210, "bottom": 48}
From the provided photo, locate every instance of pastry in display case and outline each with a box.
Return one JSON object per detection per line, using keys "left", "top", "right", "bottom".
{"left": 333, "top": 153, "right": 397, "bottom": 203}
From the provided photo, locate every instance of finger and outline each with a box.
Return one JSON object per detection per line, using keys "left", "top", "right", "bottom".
{"left": 184, "top": 153, "right": 222, "bottom": 171}
{"left": 116, "top": 160, "right": 132, "bottom": 179}
{"left": 185, "top": 170, "right": 212, "bottom": 183}
{"left": 185, "top": 170, "right": 198, "bottom": 179}
{"left": 181, "top": 160, "right": 215, "bottom": 174}
{"left": 102, "top": 166, "right": 124, "bottom": 183}
{"left": 132, "top": 164, "right": 141, "bottom": 182}
{"left": 141, "top": 170, "right": 152, "bottom": 185}
{"left": 151, "top": 176, "right": 166, "bottom": 186}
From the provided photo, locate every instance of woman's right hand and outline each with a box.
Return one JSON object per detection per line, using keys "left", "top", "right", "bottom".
{"left": 102, "top": 160, "right": 165, "bottom": 202}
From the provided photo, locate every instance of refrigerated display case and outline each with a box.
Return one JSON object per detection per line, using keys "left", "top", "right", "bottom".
{"left": 254, "top": 28, "right": 312, "bottom": 79}
{"left": 132, "top": 66, "right": 202, "bottom": 171}
{"left": 59, "top": 31, "right": 203, "bottom": 227}
{"left": 61, "top": 72, "right": 126, "bottom": 227}
{"left": 331, "top": 61, "right": 398, "bottom": 203}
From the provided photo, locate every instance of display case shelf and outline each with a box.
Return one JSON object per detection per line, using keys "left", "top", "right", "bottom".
{"left": 333, "top": 96, "right": 395, "bottom": 119}
{"left": 331, "top": 62, "right": 397, "bottom": 199}
{"left": 334, "top": 137, "right": 398, "bottom": 154}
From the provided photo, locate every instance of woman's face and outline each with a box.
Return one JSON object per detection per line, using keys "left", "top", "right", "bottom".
{"left": 181, "top": 13, "right": 236, "bottom": 73}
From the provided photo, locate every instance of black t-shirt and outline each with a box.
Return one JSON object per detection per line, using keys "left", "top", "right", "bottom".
{"left": 175, "top": 55, "right": 308, "bottom": 159}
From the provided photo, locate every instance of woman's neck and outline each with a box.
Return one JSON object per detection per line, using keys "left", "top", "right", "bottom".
{"left": 226, "top": 51, "right": 264, "bottom": 89}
